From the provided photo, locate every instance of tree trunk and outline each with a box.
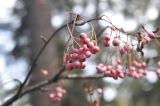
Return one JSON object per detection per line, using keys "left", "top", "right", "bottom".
{"left": 25, "top": 0, "right": 57, "bottom": 106}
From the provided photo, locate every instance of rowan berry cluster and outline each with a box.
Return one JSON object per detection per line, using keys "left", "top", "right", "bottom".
{"left": 64, "top": 33, "right": 100, "bottom": 70}
{"left": 49, "top": 86, "right": 66, "bottom": 103}
{"left": 126, "top": 60, "right": 147, "bottom": 79}
{"left": 96, "top": 63, "right": 124, "bottom": 79}
{"left": 96, "top": 30, "right": 152, "bottom": 79}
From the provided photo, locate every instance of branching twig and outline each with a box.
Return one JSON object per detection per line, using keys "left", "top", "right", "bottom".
{"left": 1, "top": 16, "right": 103, "bottom": 106}
{"left": 2, "top": 14, "right": 147, "bottom": 106}
{"left": 19, "top": 73, "right": 105, "bottom": 98}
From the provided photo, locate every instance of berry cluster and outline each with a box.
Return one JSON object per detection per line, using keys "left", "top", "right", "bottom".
{"left": 96, "top": 63, "right": 124, "bottom": 79}
{"left": 64, "top": 33, "right": 100, "bottom": 70}
{"left": 156, "top": 61, "right": 160, "bottom": 77}
{"left": 49, "top": 86, "right": 66, "bottom": 103}
{"left": 96, "top": 59, "right": 148, "bottom": 79}
{"left": 126, "top": 60, "right": 147, "bottom": 79}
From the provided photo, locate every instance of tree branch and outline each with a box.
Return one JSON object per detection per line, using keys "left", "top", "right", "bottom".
{"left": 19, "top": 73, "right": 105, "bottom": 98}
{"left": 1, "top": 16, "right": 103, "bottom": 106}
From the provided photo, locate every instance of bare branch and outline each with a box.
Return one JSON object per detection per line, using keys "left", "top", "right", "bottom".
{"left": 60, "top": 74, "right": 105, "bottom": 80}
{"left": 19, "top": 73, "right": 105, "bottom": 99}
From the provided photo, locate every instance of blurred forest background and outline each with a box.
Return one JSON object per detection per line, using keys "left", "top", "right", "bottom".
{"left": 0, "top": 0, "right": 160, "bottom": 106}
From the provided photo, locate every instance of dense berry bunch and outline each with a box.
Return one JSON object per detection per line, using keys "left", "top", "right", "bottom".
{"left": 96, "top": 63, "right": 125, "bottom": 79}
{"left": 64, "top": 33, "right": 100, "bottom": 70}
{"left": 96, "top": 59, "right": 148, "bottom": 79}
{"left": 49, "top": 86, "right": 66, "bottom": 103}
{"left": 126, "top": 60, "right": 147, "bottom": 79}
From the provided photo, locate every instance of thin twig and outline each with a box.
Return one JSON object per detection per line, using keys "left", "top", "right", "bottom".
{"left": 1, "top": 16, "right": 102, "bottom": 106}
{"left": 19, "top": 73, "right": 105, "bottom": 98}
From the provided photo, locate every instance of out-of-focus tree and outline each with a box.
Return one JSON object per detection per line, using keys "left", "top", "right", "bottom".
{"left": 1, "top": 0, "right": 160, "bottom": 106}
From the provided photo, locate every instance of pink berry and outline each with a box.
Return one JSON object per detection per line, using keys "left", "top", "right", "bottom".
{"left": 132, "top": 71, "right": 139, "bottom": 79}
{"left": 96, "top": 64, "right": 106, "bottom": 73}
{"left": 119, "top": 72, "right": 125, "bottom": 78}
{"left": 124, "top": 43, "right": 131, "bottom": 51}
{"left": 107, "top": 65, "right": 112, "bottom": 71}
{"left": 102, "top": 66, "right": 107, "bottom": 72}
{"left": 96, "top": 65, "right": 101, "bottom": 71}
{"left": 112, "top": 38, "right": 120, "bottom": 46}
{"left": 65, "top": 63, "right": 73, "bottom": 70}
{"left": 92, "top": 40, "right": 97, "bottom": 46}
{"left": 104, "top": 33, "right": 110, "bottom": 41}
{"left": 73, "top": 61, "right": 81, "bottom": 68}
{"left": 79, "top": 62, "right": 85, "bottom": 69}
{"left": 92, "top": 46, "right": 100, "bottom": 53}
{"left": 120, "top": 48, "right": 126, "bottom": 55}
{"left": 136, "top": 63, "right": 142, "bottom": 68}
{"left": 82, "top": 44, "right": 89, "bottom": 51}
{"left": 71, "top": 53, "right": 78, "bottom": 59}
{"left": 41, "top": 69, "right": 49, "bottom": 76}
{"left": 132, "top": 60, "right": 138, "bottom": 67}
{"left": 83, "top": 38, "right": 90, "bottom": 44}
{"left": 148, "top": 32, "right": 156, "bottom": 39}
{"left": 78, "top": 55, "right": 86, "bottom": 62}
{"left": 49, "top": 93, "right": 55, "bottom": 99}
{"left": 141, "top": 62, "right": 146, "bottom": 68}
{"left": 85, "top": 51, "right": 92, "bottom": 58}
{"left": 117, "top": 58, "right": 122, "bottom": 64}
{"left": 97, "top": 88, "right": 103, "bottom": 94}
{"left": 78, "top": 47, "right": 84, "bottom": 53}
{"left": 80, "top": 33, "right": 87, "bottom": 39}
{"left": 72, "top": 48, "right": 79, "bottom": 53}
{"left": 87, "top": 42, "right": 95, "bottom": 48}
{"left": 104, "top": 41, "right": 110, "bottom": 47}
{"left": 129, "top": 66, "right": 136, "bottom": 72}
{"left": 56, "top": 92, "right": 63, "bottom": 98}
